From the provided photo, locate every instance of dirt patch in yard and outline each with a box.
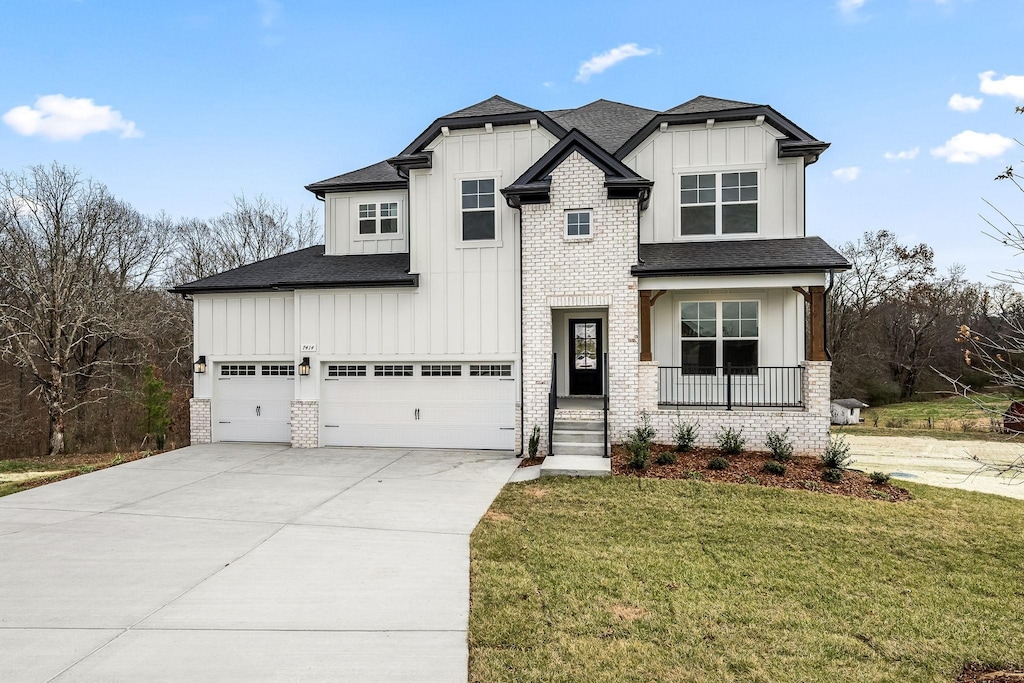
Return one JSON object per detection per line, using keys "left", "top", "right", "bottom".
{"left": 610, "top": 603, "right": 648, "bottom": 622}
{"left": 611, "top": 444, "right": 911, "bottom": 502}
{"left": 0, "top": 451, "right": 160, "bottom": 497}
{"left": 956, "top": 663, "right": 1024, "bottom": 682}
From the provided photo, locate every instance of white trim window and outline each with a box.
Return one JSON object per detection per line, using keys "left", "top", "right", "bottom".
{"left": 565, "top": 210, "right": 591, "bottom": 238}
{"left": 680, "top": 300, "right": 759, "bottom": 374}
{"left": 358, "top": 202, "right": 400, "bottom": 235}
{"left": 679, "top": 171, "right": 758, "bottom": 236}
{"left": 461, "top": 179, "right": 496, "bottom": 240}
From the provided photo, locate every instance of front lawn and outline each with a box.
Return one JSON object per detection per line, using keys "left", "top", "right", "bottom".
{"left": 470, "top": 477, "right": 1024, "bottom": 682}
{"left": 0, "top": 451, "right": 156, "bottom": 498}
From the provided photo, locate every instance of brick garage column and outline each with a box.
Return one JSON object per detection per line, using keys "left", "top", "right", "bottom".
{"left": 801, "top": 360, "right": 832, "bottom": 416}
{"left": 189, "top": 398, "right": 212, "bottom": 444}
{"left": 290, "top": 400, "right": 319, "bottom": 449}
{"left": 638, "top": 361, "right": 659, "bottom": 413}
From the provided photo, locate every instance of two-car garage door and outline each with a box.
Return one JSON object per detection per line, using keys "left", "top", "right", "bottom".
{"left": 320, "top": 363, "right": 516, "bottom": 450}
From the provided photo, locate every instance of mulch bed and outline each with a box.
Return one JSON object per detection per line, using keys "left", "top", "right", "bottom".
{"left": 518, "top": 456, "right": 545, "bottom": 468}
{"left": 611, "top": 444, "right": 911, "bottom": 502}
{"left": 956, "top": 663, "right": 1024, "bottom": 682}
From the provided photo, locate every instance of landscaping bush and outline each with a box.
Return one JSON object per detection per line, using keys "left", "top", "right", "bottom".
{"left": 625, "top": 411, "right": 656, "bottom": 470}
{"left": 884, "top": 415, "right": 909, "bottom": 429}
{"left": 869, "top": 471, "right": 891, "bottom": 485}
{"left": 672, "top": 418, "right": 699, "bottom": 452}
{"left": 763, "top": 460, "right": 787, "bottom": 476}
{"left": 823, "top": 468, "right": 844, "bottom": 484}
{"left": 764, "top": 428, "right": 793, "bottom": 462}
{"left": 708, "top": 456, "right": 730, "bottom": 470}
{"left": 140, "top": 365, "right": 172, "bottom": 450}
{"left": 528, "top": 425, "right": 540, "bottom": 458}
{"left": 820, "top": 435, "right": 853, "bottom": 470}
{"left": 715, "top": 427, "right": 746, "bottom": 455}
{"left": 655, "top": 450, "right": 677, "bottom": 465}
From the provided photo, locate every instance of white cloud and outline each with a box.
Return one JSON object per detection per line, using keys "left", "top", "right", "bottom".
{"left": 979, "top": 71, "right": 1024, "bottom": 99}
{"left": 931, "top": 130, "right": 1015, "bottom": 163}
{"left": 837, "top": 0, "right": 866, "bottom": 17}
{"left": 575, "top": 43, "right": 654, "bottom": 83}
{"left": 257, "top": 0, "right": 281, "bottom": 27}
{"left": 2, "top": 94, "right": 142, "bottom": 141}
{"left": 832, "top": 166, "right": 861, "bottom": 182}
{"left": 884, "top": 147, "right": 919, "bottom": 161}
{"left": 948, "top": 93, "right": 982, "bottom": 112}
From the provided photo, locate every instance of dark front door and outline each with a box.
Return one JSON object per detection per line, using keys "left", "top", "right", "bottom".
{"left": 568, "top": 319, "right": 603, "bottom": 396}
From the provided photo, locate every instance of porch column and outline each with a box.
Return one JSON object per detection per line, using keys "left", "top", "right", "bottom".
{"left": 639, "top": 290, "right": 653, "bottom": 361}
{"left": 794, "top": 285, "right": 827, "bottom": 361}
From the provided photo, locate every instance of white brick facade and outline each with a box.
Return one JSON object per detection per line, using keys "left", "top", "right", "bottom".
{"left": 189, "top": 398, "right": 211, "bottom": 445}
{"left": 520, "top": 152, "right": 641, "bottom": 455}
{"left": 290, "top": 400, "right": 319, "bottom": 449}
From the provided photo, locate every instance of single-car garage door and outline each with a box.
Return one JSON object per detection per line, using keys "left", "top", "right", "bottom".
{"left": 320, "top": 362, "right": 515, "bottom": 450}
{"left": 214, "top": 363, "right": 294, "bottom": 443}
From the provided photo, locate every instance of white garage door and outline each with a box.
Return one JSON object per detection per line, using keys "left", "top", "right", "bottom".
{"left": 320, "top": 363, "right": 515, "bottom": 450}
{"left": 214, "top": 363, "right": 294, "bottom": 443}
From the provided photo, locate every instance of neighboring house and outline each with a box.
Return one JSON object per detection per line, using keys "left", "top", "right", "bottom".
{"left": 171, "top": 94, "right": 850, "bottom": 457}
{"left": 831, "top": 399, "right": 868, "bottom": 425}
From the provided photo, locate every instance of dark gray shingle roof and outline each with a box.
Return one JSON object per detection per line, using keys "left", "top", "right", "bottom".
{"left": 546, "top": 99, "right": 658, "bottom": 154}
{"left": 633, "top": 236, "right": 850, "bottom": 276}
{"left": 833, "top": 398, "right": 869, "bottom": 409}
{"left": 444, "top": 95, "right": 534, "bottom": 118}
{"left": 306, "top": 160, "right": 405, "bottom": 194}
{"left": 665, "top": 95, "right": 760, "bottom": 115}
{"left": 169, "top": 246, "right": 417, "bottom": 293}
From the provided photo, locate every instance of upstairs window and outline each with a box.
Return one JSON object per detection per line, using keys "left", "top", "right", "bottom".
{"left": 358, "top": 202, "right": 400, "bottom": 236}
{"left": 566, "top": 211, "right": 591, "bottom": 238}
{"left": 462, "top": 179, "right": 496, "bottom": 240}
{"left": 679, "top": 172, "right": 758, "bottom": 236}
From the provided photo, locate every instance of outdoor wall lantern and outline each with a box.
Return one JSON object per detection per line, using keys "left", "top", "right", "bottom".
{"left": 298, "top": 357, "right": 311, "bottom": 376}
{"left": 193, "top": 355, "right": 207, "bottom": 374}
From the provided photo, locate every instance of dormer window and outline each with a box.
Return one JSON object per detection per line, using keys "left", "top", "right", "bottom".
{"left": 358, "top": 202, "right": 400, "bottom": 235}
{"left": 679, "top": 171, "right": 758, "bottom": 236}
{"left": 461, "top": 179, "right": 496, "bottom": 240}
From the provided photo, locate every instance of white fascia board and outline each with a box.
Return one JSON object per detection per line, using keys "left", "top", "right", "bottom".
{"left": 639, "top": 272, "right": 827, "bottom": 290}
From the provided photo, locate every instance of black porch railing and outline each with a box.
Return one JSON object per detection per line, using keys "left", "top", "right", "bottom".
{"left": 602, "top": 352, "right": 609, "bottom": 458}
{"left": 547, "top": 353, "right": 557, "bottom": 456}
{"left": 658, "top": 365, "right": 803, "bottom": 409}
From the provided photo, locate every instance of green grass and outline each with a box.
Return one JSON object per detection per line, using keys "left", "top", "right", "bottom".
{"left": 862, "top": 395, "right": 1009, "bottom": 430}
{"left": 832, "top": 425, "right": 1019, "bottom": 443}
{"left": 470, "top": 477, "right": 1024, "bottom": 682}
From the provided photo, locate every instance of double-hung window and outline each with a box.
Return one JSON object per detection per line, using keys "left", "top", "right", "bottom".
{"left": 358, "top": 202, "right": 399, "bottom": 235}
{"left": 680, "top": 301, "right": 759, "bottom": 374}
{"left": 461, "top": 179, "right": 496, "bottom": 240}
{"left": 679, "top": 171, "right": 758, "bottom": 236}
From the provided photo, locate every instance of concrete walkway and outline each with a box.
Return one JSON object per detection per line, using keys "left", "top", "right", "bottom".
{"left": 843, "top": 433, "right": 1024, "bottom": 501}
{"left": 0, "top": 443, "right": 519, "bottom": 682}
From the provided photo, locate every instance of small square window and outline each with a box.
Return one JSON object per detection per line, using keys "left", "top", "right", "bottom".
{"left": 566, "top": 211, "right": 591, "bottom": 237}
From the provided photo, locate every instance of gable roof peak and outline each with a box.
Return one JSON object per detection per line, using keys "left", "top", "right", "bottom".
{"left": 444, "top": 95, "right": 535, "bottom": 118}
{"left": 664, "top": 95, "right": 760, "bottom": 115}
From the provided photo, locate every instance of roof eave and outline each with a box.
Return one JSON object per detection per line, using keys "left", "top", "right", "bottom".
{"left": 632, "top": 264, "right": 851, "bottom": 277}
{"left": 304, "top": 180, "right": 408, "bottom": 199}
{"left": 169, "top": 275, "right": 420, "bottom": 295}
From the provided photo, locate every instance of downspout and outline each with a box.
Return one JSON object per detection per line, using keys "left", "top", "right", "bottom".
{"left": 515, "top": 204, "right": 525, "bottom": 458}
{"left": 636, "top": 188, "right": 647, "bottom": 265}
{"left": 823, "top": 269, "right": 835, "bottom": 361}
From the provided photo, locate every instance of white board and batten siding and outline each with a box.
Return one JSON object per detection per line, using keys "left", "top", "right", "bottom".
{"left": 324, "top": 189, "right": 408, "bottom": 256}
{"left": 623, "top": 120, "right": 805, "bottom": 243}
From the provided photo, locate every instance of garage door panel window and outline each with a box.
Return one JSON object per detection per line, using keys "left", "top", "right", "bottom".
{"left": 374, "top": 364, "right": 413, "bottom": 377}
{"left": 469, "top": 364, "right": 512, "bottom": 377}
{"left": 327, "top": 365, "right": 366, "bottom": 377}
{"left": 221, "top": 364, "right": 256, "bottom": 376}
{"left": 422, "top": 365, "right": 462, "bottom": 377}
{"left": 261, "top": 364, "right": 295, "bottom": 376}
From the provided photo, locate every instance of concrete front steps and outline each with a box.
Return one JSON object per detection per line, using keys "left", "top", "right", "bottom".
{"left": 541, "top": 418, "right": 610, "bottom": 477}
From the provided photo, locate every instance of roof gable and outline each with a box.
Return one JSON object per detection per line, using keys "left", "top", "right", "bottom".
{"left": 664, "top": 95, "right": 759, "bottom": 115}
{"left": 305, "top": 160, "right": 405, "bottom": 196}
{"left": 546, "top": 99, "right": 658, "bottom": 154}
{"left": 445, "top": 95, "right": 534, "bottom": 118}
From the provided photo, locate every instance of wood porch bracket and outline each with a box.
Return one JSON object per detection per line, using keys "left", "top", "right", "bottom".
{"left": 639, "top": 290, "right": 665, "bottom": 362}
{"left": 793, "top": 286, "right": 827, "bottom": 362}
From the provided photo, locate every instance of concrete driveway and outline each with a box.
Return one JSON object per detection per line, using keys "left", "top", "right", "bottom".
{"left": 0, "top": 444, "right": 519, "bottom": 682}
{"left": 844, "top": 433, "right": 1024, "bottom": 501}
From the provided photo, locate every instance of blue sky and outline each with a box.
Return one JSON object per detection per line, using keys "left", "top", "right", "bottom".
{"left": 2, "top": 0, "right": 1022, "bottom": 281}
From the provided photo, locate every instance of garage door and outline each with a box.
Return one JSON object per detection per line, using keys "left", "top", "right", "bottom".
{"left": 320, "top": 363, "right": 515, "bottom": 450}
{"left": 214, "top": 363, "right": 294, "bottom": 443}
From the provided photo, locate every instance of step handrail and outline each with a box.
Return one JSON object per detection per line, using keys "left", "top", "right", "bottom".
{"left": 548, "top": 352, "right": 556, "bottom": 456}
{"left": 603, "top": 352, "right": 609, "bottom": 458}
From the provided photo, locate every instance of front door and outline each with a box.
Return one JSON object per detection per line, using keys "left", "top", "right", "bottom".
{"left": 568, "top": 319, "right": 603, "bottom": 395}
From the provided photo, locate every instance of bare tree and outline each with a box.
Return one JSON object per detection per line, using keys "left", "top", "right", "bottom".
{"left": 0, "top": 163, "right": 171, "bottom": 455}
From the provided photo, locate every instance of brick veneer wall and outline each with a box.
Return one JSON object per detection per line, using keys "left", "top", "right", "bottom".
{"left": 290, "top": 400, "right": 319, "bottom": 449}
{"left": 640, "top": 360, "right": 832, "bottom": 456}
{"left": 520, "top": 151, "right": 640, "bottom": 455}
{"left": 189, "top": 398, "right": 211, "bottom": 445}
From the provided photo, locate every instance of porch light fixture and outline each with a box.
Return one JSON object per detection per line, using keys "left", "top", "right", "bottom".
{"left": 193, "top": 355, "right": 207, "bottom": 374}
{"left": 298, "top": 357, "right": 311, "bottom": 376}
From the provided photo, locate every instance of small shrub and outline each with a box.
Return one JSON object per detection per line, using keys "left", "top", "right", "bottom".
{"left": 672, "top": 418, "right": 699, "bottom": 452}
{"left": 686, "top": 470, "right": 704, "bottom": 481}
{"left": 989, "top": 417, "right": 1002, "bottom": 434}
{"left": 942, "top": 417, "right": 955, "bottom": 431}
{"left": 869, "top": 490, "right": 894, "bottom": 501}
{"left": 801, "top": 480, "right": 820, "bottom": 491}
{"left": 763, "top": 460, "right": 787, "bottom": 476}
{"left": 655, "top": 450, "right": 677, "bottom": 466}
{"left": 960, "top": 419, "right": 975, "bottom": 433}
{"left": 822, "top": 467, "right": 844, "bottom": 484}
{"left": 110, "top": 453, "right": 124, "bottom": 466}
{"left": 869, "top": 471, "right": 891, "bottom": 485}
{"left": 625, "top": 411, "right": 656, "bottom": 470}
{"left": 715, "top": 427, "right": 746, "bottom": 455}
{"left": 764, "top": 428, "right": 793, "bottom": 462}
{"left": 528, "top": 425, "right": 540, "bottom": 458}
{"left": 708, "top": 456, "right": 730, "bottom": 470}
{"left": 743, "top": 475, "right": 758, "bottom": 484}
{"left": 884, "top": 415, "right": 908, "bottom": 429}
{"left": 820, "top": 435, "right": 853, "bottom": 470}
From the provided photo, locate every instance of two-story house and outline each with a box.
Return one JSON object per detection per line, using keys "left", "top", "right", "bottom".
{"left": 171, "top": 95, "right": 849, "bottom": 466}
